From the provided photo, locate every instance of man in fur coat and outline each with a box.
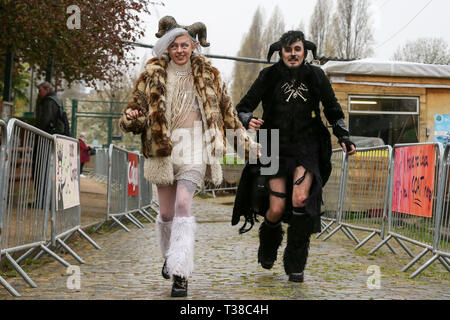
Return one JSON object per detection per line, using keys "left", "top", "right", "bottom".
{"left": 119, "top": 18, "right": 258, "bottom": 297}
{"left": 232, "top": 31, "right": 355, "bottom": 283}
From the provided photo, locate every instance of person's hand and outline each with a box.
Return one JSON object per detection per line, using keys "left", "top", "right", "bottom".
{"left": 248, "top": 118, "right": 264, "bottom": 131}
{"left": 340, "top": 141, "right": 356, "bottom": 155}
{"left": 125, "top": 109, "right": 143, "bottom": 120}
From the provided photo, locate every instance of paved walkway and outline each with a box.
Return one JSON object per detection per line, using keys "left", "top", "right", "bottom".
{"left": 0, "top": 181, "right": 449, "bottom": 300}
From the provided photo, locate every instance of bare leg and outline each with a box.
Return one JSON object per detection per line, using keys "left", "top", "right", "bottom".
{"left": 157, "top": 184, "right": 177, "bottom": 222}
{"left": 284, "top": 165, "right": 314, "bottom": 281}
{"left": 266, "top": 177, "right": 287, "bottom": 222}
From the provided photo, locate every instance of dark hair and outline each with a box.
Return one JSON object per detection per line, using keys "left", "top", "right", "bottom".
{"left": 279, "top": 30, "right": 305, "bottom": 48}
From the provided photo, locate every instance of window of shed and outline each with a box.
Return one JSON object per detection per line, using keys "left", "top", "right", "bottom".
{"left": 348, "top": 96, "right": 419, "bottom": 146}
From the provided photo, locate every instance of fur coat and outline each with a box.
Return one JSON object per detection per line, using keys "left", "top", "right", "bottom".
{"left": 119, "top": 54, "right": 259, "bottom": 186}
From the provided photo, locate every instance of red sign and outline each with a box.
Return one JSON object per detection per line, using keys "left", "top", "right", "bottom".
{"left": 128, "top": 153, "right": 139, "bottom": 197}
{"left": 392, "top": 145, "right": 435, "bottom": 217}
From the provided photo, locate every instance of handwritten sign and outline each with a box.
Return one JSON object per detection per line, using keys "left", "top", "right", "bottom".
{"left": 55, "top": 138, "right": 80, "bottom": 210}
{"left": 392, "top": 145, "right": 435, "bottom": 217}
{"left": 127, "top": 153, "right": 139, "bottom": 197}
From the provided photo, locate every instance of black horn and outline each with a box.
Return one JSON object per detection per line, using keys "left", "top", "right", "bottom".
{"left": 267, "top": 41, "right": 282, "bottom": 62}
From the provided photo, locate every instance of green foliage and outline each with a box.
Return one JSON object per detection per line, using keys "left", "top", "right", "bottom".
{"left": 0, "top": 0, "right": 154, "bottom": 87}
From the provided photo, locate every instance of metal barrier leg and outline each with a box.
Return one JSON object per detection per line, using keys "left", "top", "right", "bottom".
{"left": 137, "top": 209, "right": 153, "bottom": 223}
{"left": 125, "top": 213, "right": 144, "bottom": 229}
{"left": 33, "top": 242, "right": 51, "bottom": 261}
{"left": 401, "top": 248, "right": 430, "bottom": 272}
{"left": 438, "top": 256, "right": 450, "bottom": 272}
{"left": 53, "top": 231, "right": 77, "bottom": 252}
{"left": 4, "top": 252, "right": 37, "bottom": 288}
{"left": 111, "top": 216, "right": 130, "bottom": 232}
{"left": 39, "top": 244, "right": 70, "bottom": 267}
{"left": 130, "top": 212, "right": 147, "bottom": 227}
{"left": 16, "top": 247, "right": 38, "bottom": 265}
{"left": 393, "top": 237, "right": 414, "bottom": 258}
{"left": 77, "top": 228, "right": 101, "bottom": 250}
{"left": 354, "top": 231, "right": 378, "bottom": 250}
{"left": 316, "top": 220, "right": 335, "bottom": 239}
{"left": 323, "top": 225, "right": 343, "bottom": 241}
{"left": 142, "top": 208, "right": 157, "bottom": 221}
{"left": 56, "top": 239, "right": 85, "bottom": 264}
{"left": 342, "top": 226, "right": 360, "bottom": 245}
{"left": 409, "top": 254, "right": 439, "bottom": 279}
{"left": 385, "top": 241, "right": 398, "bottom": 255}
{"left": 93, "top": 219, "right": 108, "bottom": 233}
{"left": 0, "top": 275, "right": 21, "bottom": 297}
{"left": 369, "top": 234, "right": 392, "bottom": 255}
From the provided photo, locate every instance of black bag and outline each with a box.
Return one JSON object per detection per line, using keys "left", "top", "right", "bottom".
{"left": 88, "top": 148, "right": 96, "bottom": 156}
{"left": 48, "top": 96, "right": 71, "bottom": 137}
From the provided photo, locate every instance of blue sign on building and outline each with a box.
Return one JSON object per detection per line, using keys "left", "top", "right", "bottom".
{"left": 434, "top": 114, "right": 450, "bottom": 148}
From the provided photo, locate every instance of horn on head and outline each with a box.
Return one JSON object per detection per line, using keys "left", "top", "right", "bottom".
{"left": 303, "top": 40, "right": 318, "bottom": 60}
{"left": 185, "top": 22, "right": 210, "bottom": 47}
{"left": 267, "top": 41, "right": 282, "bottom": 62}
{"left": 155, "top": 15, "right": 179, "bottom": 38}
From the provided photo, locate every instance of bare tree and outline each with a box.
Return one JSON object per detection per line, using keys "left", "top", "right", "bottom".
{"left": 328, "top": 0, "right": 374, "bottom": 59}
{"left": 261, "top": 6, "right": 286, "bottom": 62}
{"left": 392, "top": 37, "right": 450, "bottom": 65}
{"left": 231, "top": 7, "right": 265, "bottom": 107}
{"left": 309, "top": 0, "right": 333, "bottom": 57}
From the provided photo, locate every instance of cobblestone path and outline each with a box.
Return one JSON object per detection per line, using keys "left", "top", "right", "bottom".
{"left": 0, "top": 194, "right": 449, "bottom": 300}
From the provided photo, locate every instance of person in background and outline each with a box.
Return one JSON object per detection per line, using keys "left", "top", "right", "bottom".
{"left": 78, "top": 132, "right": 91, "bottom": 177}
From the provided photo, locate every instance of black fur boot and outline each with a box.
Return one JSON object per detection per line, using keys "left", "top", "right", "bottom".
{"left": 258, "top": 218, "right": 284, "bottom": 269}
{"left": 171, "top": 275, "right": 188, "bottom": 297}
{"left": 283, "top": 214, "right": 312, "bottom": 282}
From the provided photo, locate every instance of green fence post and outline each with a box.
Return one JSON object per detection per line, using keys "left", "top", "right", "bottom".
{"left": 107, "top": 101, "right": 113, "bottom": 146}
{"left": 72, "top": 99, "right": 78, "bottom": 138}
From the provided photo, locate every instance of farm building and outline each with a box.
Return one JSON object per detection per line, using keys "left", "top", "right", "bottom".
{"left": 322, "top": 59, "right": 450, "bottom": 148}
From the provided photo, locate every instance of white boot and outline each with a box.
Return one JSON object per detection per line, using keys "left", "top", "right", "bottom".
{"left": 166, "top": 216, "right": 196, "bottom": 280}
{"left": 156, "top": 215, "right": 172, "bottom": 279}
{"left": 156, "top": 215, "right": 172, "bottom": 259}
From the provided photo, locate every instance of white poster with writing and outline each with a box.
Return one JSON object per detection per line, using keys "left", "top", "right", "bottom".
{"left": 55, "top": 137, "right": 80, "bottom": 210}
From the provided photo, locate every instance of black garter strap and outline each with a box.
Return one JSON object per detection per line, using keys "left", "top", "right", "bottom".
{"left": 294, "top": 170, "right": 308, "bottom": 186}
{"left": 267, "top": 185, "right": 287, "bottom": 199}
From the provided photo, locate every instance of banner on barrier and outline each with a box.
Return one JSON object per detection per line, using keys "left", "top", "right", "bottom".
{"left": 56, "top": 137, "right": 80, "bottom": 210}
{"left": 392, "top": 144, "right": 435, "bottom": 217}
{"left": 128, "top": 153, "right": 139, "bottom": 197}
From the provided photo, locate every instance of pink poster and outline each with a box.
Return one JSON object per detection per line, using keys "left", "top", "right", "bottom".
{"left": 392, "top": 145, "right": 435, "bottom": 218}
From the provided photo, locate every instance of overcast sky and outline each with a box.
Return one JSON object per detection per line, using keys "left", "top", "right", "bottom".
{"left": 130, "top": 0, "right": 450, "bottom": 81}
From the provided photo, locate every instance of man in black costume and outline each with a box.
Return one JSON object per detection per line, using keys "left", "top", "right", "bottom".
{"left": 232, "top": 31, "right": 356, "bottom": 282}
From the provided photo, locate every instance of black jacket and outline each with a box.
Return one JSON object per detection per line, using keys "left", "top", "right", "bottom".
{"left": 35, "top": 92, "right": 62, "bottom": 134}
{"left": 232, "top": 61, "right": 347, "bottom": 233}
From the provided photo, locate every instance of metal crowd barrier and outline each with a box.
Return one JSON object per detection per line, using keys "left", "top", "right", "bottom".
{"left": 0, "top": 119, "right": 68, "bottom": 297}
{"left": 139, "top": 155, "right": 157, "bottom": 221}
{"left": 94, "top": 144, "right": 155, "bottom": 233}
{"left": 369, "top": 142, "right": 448, "bottom": 278}
{"left": 316, "top": 149, "right": 345, "bottom": 238}
{"left": 409, "top": 144, "right": 450, "bottom": 277}
{"left": 0, "top": 119, "right": 13, "bottom": 295}
{"left": 321, "top": 146, "right": 394, "bottom": 251}
{"left": 50, "top": 135, "right": 101, "bottom": 262}
{"left": 91, "top": 148, "right": 109, "bottom": 182}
